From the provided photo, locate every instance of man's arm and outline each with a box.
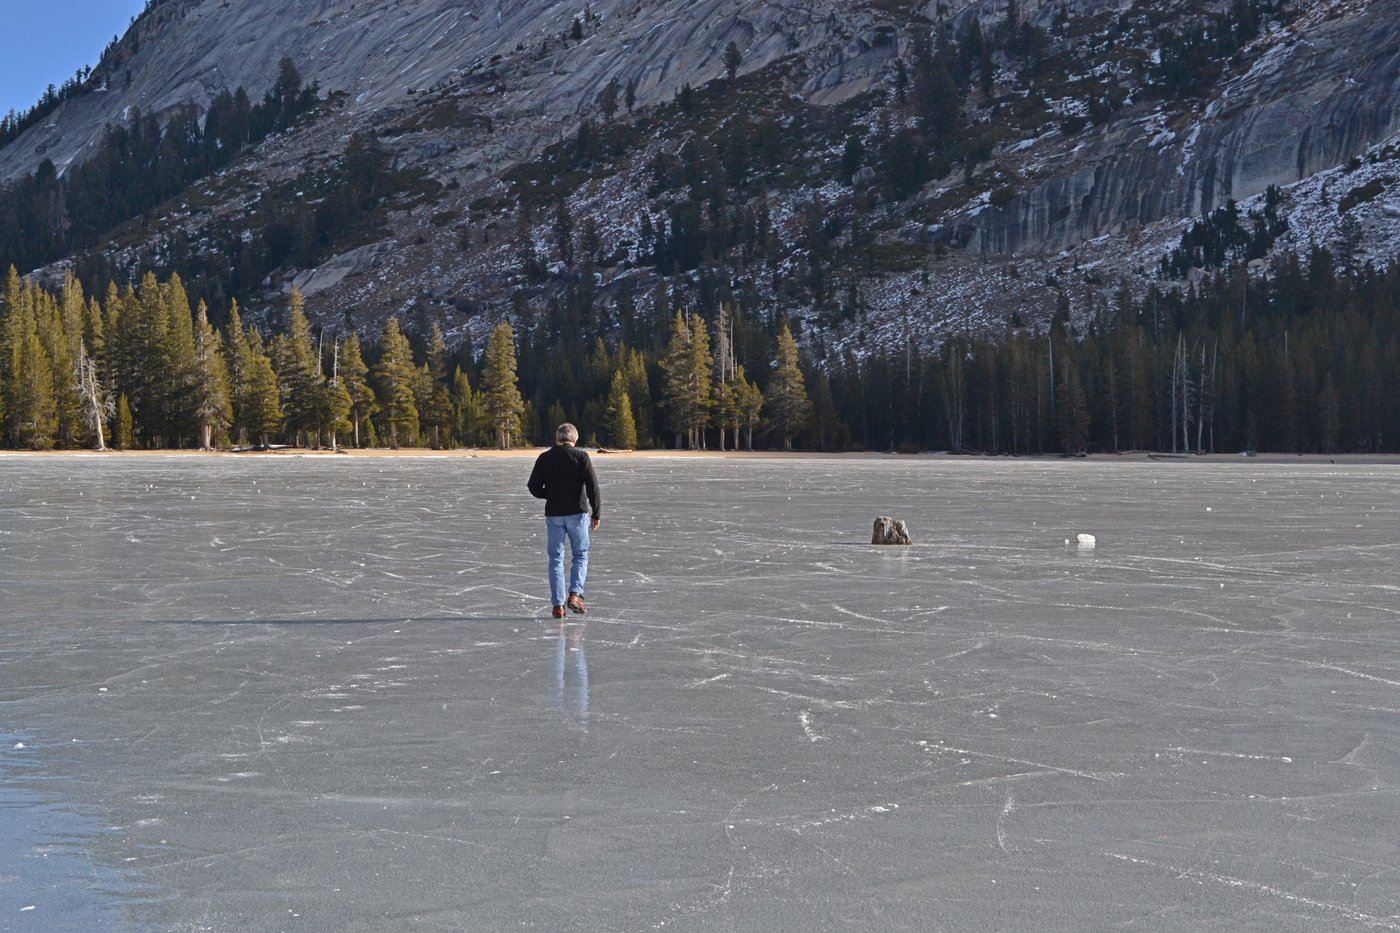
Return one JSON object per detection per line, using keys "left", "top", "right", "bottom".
{"left": 527, "top": 454, "right": 548, "bottom": 499}
{"left": 582, "top": 454, "right": 601, "bottom": 527}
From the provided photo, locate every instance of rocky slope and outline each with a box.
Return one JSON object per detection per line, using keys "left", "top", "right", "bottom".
{"left": 0, "top": 0, "right": 889, "bottom": 184}
{"left": 3, "top": 0, "right": 1398, "bottom": 357}
{"left": 950, "top": 0, "right": 1400, "bottom": 256}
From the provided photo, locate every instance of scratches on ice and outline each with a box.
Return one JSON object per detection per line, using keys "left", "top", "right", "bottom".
{"left": 763, "top": 614, "right": 852, "bottom": 630}
{"left": 987, "top": 630, "right": 1162, "bottom": 656}
{"left": 938, "top": 639, "right": 987, "bottom": 661}
{"left": 798, "top": 710, "right": 825, "bottom": 743}
{"left": 794, "top": 801, "right": 900, "bottom": 833}
{"left": 1274, "top": 657, "right": 1400, "bottom": 689}
{"left": 1107, "top": 852, "right": 1400, "bottom": 930}
{"left": 958, "top": 770, "right": 1060, "bottom": 787}
{"left": 9, "top": 457, "right": 1400, "bottom": 928}
{"left": 830, "top": 605, "right": 889, "bottom": 625}
{"left": 996, "top": 794, "right": 1016, "bottom": 854}
{"left": 1163, "top": 746, "right": 1294, "bottom": 763}
{"left": 686, "top": 672, "right": 731, "bottom": 689}
{"left": 927, "top": 740, "right": 1124, "bottom": 783}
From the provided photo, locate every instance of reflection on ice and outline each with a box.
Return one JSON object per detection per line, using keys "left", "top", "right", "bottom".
{"left": 550, "top": 622, "right": 589, "bottom": 736}
{"left": 0, "top": 735, "right": 143, "bottom": 930}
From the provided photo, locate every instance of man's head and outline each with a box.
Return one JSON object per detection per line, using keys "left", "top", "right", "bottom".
{"left": 555, "top": 423, "right": 579, "bottom": 446}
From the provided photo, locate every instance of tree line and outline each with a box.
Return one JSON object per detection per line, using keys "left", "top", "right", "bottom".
{"left": 0, "top": 58, "right": 319, "bottom": 277}
{"left": 3, "top": 244, "right": 1398, "bottom": 454}
{"left": 0, "top": 65, "right": 93, "bottom": 150}
{"left": 824, "top": 251, "right": 1400, "bottom": 455}
{"left": 0, "top": 268, "right": 810, "bottom": 452}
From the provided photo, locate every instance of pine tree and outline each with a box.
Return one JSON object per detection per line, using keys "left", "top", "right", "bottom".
{"left": 273, "top": 289, "right": 325, "bottom": 446}
{"left": 604, "top": 370, "right": 638, "bottom": 449}
{"left": 660, "top": 311, "right": 712, "bottom": 448}
{"left": 712, "top": 302, "right": 738, "bottom": 450}
{"left": 113, "top": 274, "right": 162, "bottom": 446}
{"left": 0, "top": 268, "right": 18, "bottom": 436}
{"left": 33, "top": 284, "right": 81, "bottom": 447}
{"left": 114, "top": 394, "right": 134, "bottom": 449}
{"left": 420, "top": 323, "right": 454, "bottom": 448}
{"left": 4, "top": 277, "right": 58, "bottom": 449}
{"left": 804, "top": 367, "right": 847, "bottom": 451}
{"left": 339, "top": 331, "right": 375, "bottom": 447}
{"left": 324, "top": 339, "right": 354, "bottom": 451}
{"left": 481, "top": 321, "right": 525, "bottom": 448}
{"left": 59, "top": 272, "right": 84, "bottom": 362}
{"left": 374, "top": 317, "right": 419, "bottom": 448}
{"left": 599, "top": 78, "right": 620, "bottom": 123}
{"left": 223, "top": 300, "right": 251, "bottom": 445}
{"left": 713, "top": 377, "right": 738, "bottom": 451}
{"left": 158, "top": 273, "right": 200, "bottom": 447}
{"left": 688, "top": 313, "right": 715, "bottom": 446}
{"left": 99, "top": 281, "right": 126, "bottom": 404}
{"left": 83, "top": 293, "right": 105, "bottom": 375}
{"left": 765, "top": 322, "right": 811, "bottom": 449}
{"left": 451, "top": 368, "right": 485, "bottom": 447}
{"left": 1054, "top": 354, "right": 1089, "bottom": 454}
{"left": 648, "top": 277, "right": 672, "bottom": 349}
{"left": 243, "top": 327, "right": 283, "bottom": 447}
{"left": 53, "top": 274, "right": 87, "bottom": 445}
{"left": 545, "top": 400, "right": 567, "bottom": 441}
{"left": 735, "top": 364, "right": 764, "bottom": 451}
{"left": 913, "top": 36, "right": 964, "bottom": 145}
{"left": 191, "top": 302, "right": 232, "bottom": 449}
{"left": 723, "top": 41, "right": 743, "bottom": 82}
{"left": 622, "top": 347, "right": 653, "bottom": 447}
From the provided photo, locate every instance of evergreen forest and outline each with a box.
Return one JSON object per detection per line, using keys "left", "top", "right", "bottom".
{"left": 2, "top": 250, "right": 1399, "bottom": 454}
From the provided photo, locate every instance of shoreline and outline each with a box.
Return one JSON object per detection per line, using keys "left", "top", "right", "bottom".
{"left": 1, "top": 447, "right": 1397, "bottom": 465}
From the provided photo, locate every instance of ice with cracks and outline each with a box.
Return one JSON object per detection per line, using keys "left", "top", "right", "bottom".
{"left": 2, "top": 454, "right": 1399, "bottom": 930}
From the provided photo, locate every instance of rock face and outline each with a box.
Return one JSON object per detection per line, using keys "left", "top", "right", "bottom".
{"left": 288, "top": 242, "right": 399, "bottom": 298}
{"left": 0, "top": 0, "right": 893, "bottom": 185}
{"left": 956, "top": 0, "right": 1400, "bottom": 255}
{"left": 14, "top": 0, "right": 1383, "bottom": 255}
{"left": 872, "top": 517, "right": 912, "bottom": 546}
{"left": 2, "top": 0, "right": 1397, "bottom": 348}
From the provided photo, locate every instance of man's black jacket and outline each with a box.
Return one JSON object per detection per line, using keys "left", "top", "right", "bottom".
{"left": 527, "top": 444, "right": 601, "bottom": 519}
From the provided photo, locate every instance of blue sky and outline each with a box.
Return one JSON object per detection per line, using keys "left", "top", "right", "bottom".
{"left": 0, "top": 0, "right": 148, "bottom": 116}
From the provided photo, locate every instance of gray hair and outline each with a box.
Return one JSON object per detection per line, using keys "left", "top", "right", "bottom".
{"left": 555, "top": 423, "right": 579, "bottom": 444}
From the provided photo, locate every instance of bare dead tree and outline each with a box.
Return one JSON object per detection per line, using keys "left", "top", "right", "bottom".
{"left": 76, "top": 341, "right": 115, "bottom": 451}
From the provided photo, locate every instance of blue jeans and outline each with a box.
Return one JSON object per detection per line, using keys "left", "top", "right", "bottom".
{"left": 545, "top": 513, "right": 590, "bottom": 607}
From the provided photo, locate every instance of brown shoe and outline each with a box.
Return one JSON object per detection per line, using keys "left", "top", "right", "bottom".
{"left": 566, "top": 593, "right": 586, "bottom": 615}
{"left": 552, "top": 605, "right": 566, "bottom": 619}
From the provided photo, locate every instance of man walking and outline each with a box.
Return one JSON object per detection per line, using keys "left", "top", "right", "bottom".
{"left": 528, "top": 423, "right": 601, "bottom": 619}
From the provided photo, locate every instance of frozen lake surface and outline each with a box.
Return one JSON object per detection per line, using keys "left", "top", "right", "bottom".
{"left": 2, "top": 453, "right": 1399, "bottom": 931}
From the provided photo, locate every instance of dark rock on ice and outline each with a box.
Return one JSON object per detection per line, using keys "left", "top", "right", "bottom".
{"left": 872, "top": 516, "right": 912, "bottom": 545}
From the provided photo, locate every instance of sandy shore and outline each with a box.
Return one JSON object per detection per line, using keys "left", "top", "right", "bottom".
{"left": 2, "top": 446, "right": 1397, "bottom": 465}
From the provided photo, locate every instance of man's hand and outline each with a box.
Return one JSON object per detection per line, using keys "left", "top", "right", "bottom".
{"left": 591, "top": 517, "right": 601, "bottom": 530}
